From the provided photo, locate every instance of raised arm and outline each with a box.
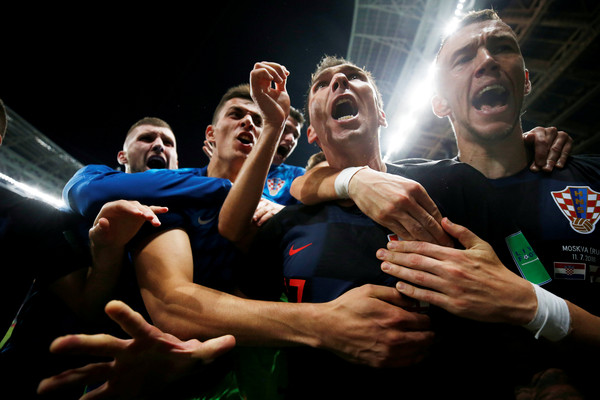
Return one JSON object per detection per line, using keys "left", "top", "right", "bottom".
{"left": 63, "top": 165, "right": 231, "bottom": 219}
{"left": 218, "top": 62, "right": 290, "bottom": 248}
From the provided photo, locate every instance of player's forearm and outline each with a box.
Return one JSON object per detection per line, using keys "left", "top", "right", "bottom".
{"left": 219, "top": 122, "right": 283, "bottom": 244}
{"left": 290, "top": 164, "right": 340, "bottom": 204}
{"left": 144, "top": 281, "right": 323, "bottom": 348}
{"left": 83, "top": 243, "right": 126, "bottom": 309}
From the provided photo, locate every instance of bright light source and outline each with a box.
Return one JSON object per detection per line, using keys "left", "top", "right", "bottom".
{"left": 444, "top": 17, "right": 460, "bottom": 36}
{"left": 0, "top": 172, "right": 65, "bottom": 209}
{"left": 383, "top": 0, "right": 474, "bottom": 162}
{"left": 383, "top": 60, "right": 437, "bottom": 161}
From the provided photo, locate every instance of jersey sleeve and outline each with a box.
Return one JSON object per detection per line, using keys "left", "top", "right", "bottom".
{"left": 63, "top": 165, "right": 232, "bottom": 218}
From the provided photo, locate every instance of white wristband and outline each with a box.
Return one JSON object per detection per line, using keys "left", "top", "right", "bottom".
{"left": 523, "top": 283, "right": 571, "bottom": 341}
{"left": 334, "top": 166, "right": 367, "bottom": 199}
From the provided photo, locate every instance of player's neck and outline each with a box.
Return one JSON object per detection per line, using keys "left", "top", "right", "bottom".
{"left": 326, "top": 148, "right": 386, "bottom": 173}
{"left": 207, "top": 157, "right": 244, "bottom": 182}
{"left": 458, "top": 136, "right": 529, "bottom": 179}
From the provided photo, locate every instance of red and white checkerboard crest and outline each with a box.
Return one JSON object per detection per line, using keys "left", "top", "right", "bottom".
{"left": 551, "top": 186, "right": 600, "bottom": 234}
{"left": 267, "top": 177, "right": 285, "bottom": 196}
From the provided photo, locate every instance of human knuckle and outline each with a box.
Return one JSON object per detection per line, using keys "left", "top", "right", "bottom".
{"left": 446, "top": 265, "right": 467, "bottom": 279}
{"left": 452, "top": 298, "right": 471, "bottom": 315}
{"left": 550, "top": 143, "right": 563, "bottom": 152}
{"left": 412, "top": 271, "right": 428, "bottom": 285}
{"left": 390, "top": 193, "right": 411, "bottom": 208}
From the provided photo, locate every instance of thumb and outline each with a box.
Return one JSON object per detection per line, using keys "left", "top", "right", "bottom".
{"left": 193, "top": 335, "right": 236, "bottom": 363}
{"left": 89, "top": 217, "right": 110, "bottom": 239}
{"left": 441, "top": 217, "right": 482, "bottom": 249}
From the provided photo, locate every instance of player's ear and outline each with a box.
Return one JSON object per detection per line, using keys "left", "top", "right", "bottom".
{"left": 432, "top": 94, "right": 451, "bottom": 118}
{"left": 307, "top": 125, "right": 320, "bottom": 146}
{"left": 117, "top": 150, "right": 127, "bottom": 166}
{"left": 205, "top": 125, "right": 215, "bottom": 141}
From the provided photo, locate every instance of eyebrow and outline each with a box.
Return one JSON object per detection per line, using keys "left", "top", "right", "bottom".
{"left": 313, "top": 64, "right": 364, "bottom": 84}
{"left": 139, "top": 130, "right": 175, "bottom": 142}
{"left": 446, "top": 29, "right": 518, "bottom": 64}
{"left": 226, "top": 105, "right": 260, "bottom": 116}
{"left": 447, "top": 39, "right": 477, "bottom": 65}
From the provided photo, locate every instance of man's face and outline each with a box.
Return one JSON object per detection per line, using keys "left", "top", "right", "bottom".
{"left": 207, "top": 97, "right": 262, "bottom": 163}
{"left": 433, "top": 19, "right": 531, "bottom": 142}
{"left": 306, "top": 63, "right": 385, "bottom": 156}
{"left": 118, "top": 124, "right": 178, "bottom": 173}
{"left": 272, "top": 116, "right": 301, "bottom": 165}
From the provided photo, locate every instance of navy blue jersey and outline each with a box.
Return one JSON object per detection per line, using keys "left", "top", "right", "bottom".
{"left": 242, "top": 162, "right": 484, "bottom": 398}
{"left": 391, "top": 156, "right": 600, "bottom": 313}
{"left": 392, "top": 155, "right": 600, "bottom": 398}
{"left": 243, "top": 156, "right": 600, "bottom": 398}
{"left": 244, "top": 201, "right": 397, "bottom": 303}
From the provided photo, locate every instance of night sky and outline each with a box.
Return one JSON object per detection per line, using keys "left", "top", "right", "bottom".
{"left": 2, "top": 1, "right": 354, "bottom": 170}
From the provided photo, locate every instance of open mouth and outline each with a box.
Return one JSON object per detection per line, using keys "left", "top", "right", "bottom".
{"left": 472, "top": 85, "right": 508, "bottom": 111}
{"left": 237, "top": 132, "right": 254, "bottom": 146}
{"left": 276, "top": 145, "right": 291, "bottom": 158}
{"left": 332, "top": 98, "right": 358, "bottom": 121}
{"left": 146, "top": 155, "right": 167, "bottom": 169}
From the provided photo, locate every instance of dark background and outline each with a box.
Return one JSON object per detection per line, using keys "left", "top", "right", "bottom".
{"left": 2, "top": 1, "right": 354, "bottom": 170}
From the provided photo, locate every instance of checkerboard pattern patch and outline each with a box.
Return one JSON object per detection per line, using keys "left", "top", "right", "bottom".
{"left": 551, "top": 186, "right": 600, "bottom": 234}
{"left": 267, "top": 177, "right": 285, "bottom": 196}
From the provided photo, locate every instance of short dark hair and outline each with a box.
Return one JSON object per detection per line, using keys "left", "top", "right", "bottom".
{"left": 289, "top": 106, "right": 305, "bottom": 126}
{"left": 124, "top": 117, "right": 173, "bottom": 144}
{"left": 0, "top": 98, "right": 7, "bottom": 141}
{"left": 304, "top": 55, "right": 383, "bottom": 125}
{"left": 212, "top": 83, "right": 253, "bottom": 125}
{"left": 437, "top": 9, "right": 510, "bottom": 61}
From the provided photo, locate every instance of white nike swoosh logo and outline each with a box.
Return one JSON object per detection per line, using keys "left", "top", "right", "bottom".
{"left": 197, "top": 215, "right": 216, "bottom": 225}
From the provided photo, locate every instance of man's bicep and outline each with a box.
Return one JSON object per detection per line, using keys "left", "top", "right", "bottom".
{"left": 133, "top": 228, "right": 194, "bottom": 308}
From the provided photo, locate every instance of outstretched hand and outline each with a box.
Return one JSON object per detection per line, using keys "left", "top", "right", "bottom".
{"left": 37, "top": 300, "right": 236, "bottom": 399}
{"left": 377, "top": 218, "right": 537, "bottom": 325}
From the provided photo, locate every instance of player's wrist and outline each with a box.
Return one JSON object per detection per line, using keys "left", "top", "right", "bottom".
{"left": 335, "top": 166, "right": 368, "bottom": 199}
{"left": 284, "top": 302, "right": 328, "bottom": 349}
{"left": 523, "top": 283, "right": 571, "bottom": 341}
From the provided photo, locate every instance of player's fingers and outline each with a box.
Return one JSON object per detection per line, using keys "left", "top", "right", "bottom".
{"left": 37, "top": 363, "right": 111, "bottom": 395}
{"left": 104, "top": 300, "right": 158, "bottom": 341}
{"left": 49, "top": 334, "right": 128, "bottom": 357}
{"left": 191, "top": 335, "right": 236, "bottom": 364}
